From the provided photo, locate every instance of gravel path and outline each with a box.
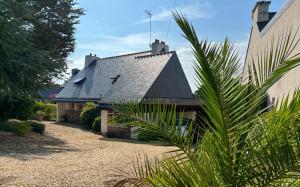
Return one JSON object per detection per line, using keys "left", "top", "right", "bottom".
{"left": 0, "top": 121, "right": 174, "bottom": 186}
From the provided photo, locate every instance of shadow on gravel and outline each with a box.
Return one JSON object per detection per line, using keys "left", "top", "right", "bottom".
{"left": 48, "top": 121, "right": 92, "bottom": 132}
{"left": 99, "top": 136, "right": 171, "bottom": 147}
{"left": 0, "top": 131, "right": 78, "bottom": 160}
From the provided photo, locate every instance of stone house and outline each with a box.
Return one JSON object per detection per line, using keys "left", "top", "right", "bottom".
{"left": 243, "top": 0, "right": 300, "bottom": 105}
{"left": 55, "top": 40, "right": 200, "bottom": 137}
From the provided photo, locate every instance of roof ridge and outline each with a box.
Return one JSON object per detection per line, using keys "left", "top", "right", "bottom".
{"left": 135, "top": 51, "right": 175, "bottom": 59}
{"left": 99, "top": 50, "right": 151, "bottom": 60}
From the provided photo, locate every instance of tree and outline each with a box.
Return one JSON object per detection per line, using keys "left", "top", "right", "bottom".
{"left": 112, "top": 13, "right": 300, "bottom": 186}
{"left": 0, "top": 0, "right": 83, "bottom": 96}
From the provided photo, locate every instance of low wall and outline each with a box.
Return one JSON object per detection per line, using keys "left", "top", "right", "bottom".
{"left": 107, "top": 125, "right": 131, "bottom": 139}
{"left": 65, "top": 110, "right": 81, "bottom": 123}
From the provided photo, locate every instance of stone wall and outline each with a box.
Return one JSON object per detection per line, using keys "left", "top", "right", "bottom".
{"left": 107, "top": 125, "right": 131, "bottom": 139}
{"left": 65, "top": 110, "right": 81, "bottom": 123}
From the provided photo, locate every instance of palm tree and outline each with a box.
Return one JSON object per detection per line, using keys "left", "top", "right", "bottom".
{"left": 112, "top": 13, "right": 300, "bottom": 186}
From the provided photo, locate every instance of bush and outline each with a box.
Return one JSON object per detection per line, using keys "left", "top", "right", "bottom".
{"left": 34, "top": 102, "right": 56, "bottom": 121}
{"left": 27, "top": 121, "right": 45, "bottom": 135}
{"left": 0, "top": 120, "right": 32, "bottom": 136}
{"left": 137, "top": 130, "right": 163, "bottom": 141}
{"left": 92, "top": 116, "right": 101, "bottom": 132}
{"left": 80, "top": 102, "right": 99, "bottom": 128}
{"left": 0, "top": 94, "right": 35, "bottom": 121}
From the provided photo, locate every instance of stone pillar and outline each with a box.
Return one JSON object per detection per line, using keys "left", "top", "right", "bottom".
{"left": 130, "top": 127, "right": 138, "bottom": 140}
{"left": 56, "top": 103, "right": 66, "bottom": 122}
{"left": 101, "top": 110, "right": 108, "bottom": 136}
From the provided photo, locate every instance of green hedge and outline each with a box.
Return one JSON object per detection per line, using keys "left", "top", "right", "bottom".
{"left": 34, "top": 102, "right": 56, "bottom": 121}
{"left": 92, "top": 116, "right": 101, "bottom": 132}
{"left": 80, "top": 102, "right": 99, "bottom": 128}
{"left": 0, "top": 120, "right": 32, "bottom": 136}
{"left": 0, "top": 120, "right": 46, "bottom": 136}
{"left": 27, "top": 121, "right": 45, "bottom": 134}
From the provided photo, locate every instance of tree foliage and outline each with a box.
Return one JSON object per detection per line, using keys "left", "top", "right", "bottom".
{"left": 0, "top": 0, "right": 83, "bottom": 96}
{"left": 112, "top": 13, "right": 300, "bottom": 186}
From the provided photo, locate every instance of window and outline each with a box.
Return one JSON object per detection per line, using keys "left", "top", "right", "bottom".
{"left": 70, "top": 103, "right": 75, "bottom": 110}
{"left": 73, "top": 77, "right": 86, "bottom": 84}
{"left": 79, "top": 104, "right": 83, "bottom": 110}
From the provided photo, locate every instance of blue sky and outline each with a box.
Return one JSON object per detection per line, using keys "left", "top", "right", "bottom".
{"left": 68, "top": 0, "right": 286, "bottom": 91}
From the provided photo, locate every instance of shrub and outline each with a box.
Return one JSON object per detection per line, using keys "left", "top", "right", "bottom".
{"left": 27, "top": 121, "right": 45, "bottom": 135}
{"left": 80, "top": 102, "right": 99, "bottom": 128}
{"left": 0, "top": 120, "right": 32, "bottom": 136}
{"left": 92, "top": 116, "right": 101, "bottom": 132}
{"left": 34, "top": 102, "right": 56, "bottom": 121}
{"left": 137, "top": 130, "right": 163, "bottom": 141}
{"left": 36, "top": 110, "right": 46, "bottom": 121}
{"left": 0, "top": 94, "right": 35, "bottom": 121}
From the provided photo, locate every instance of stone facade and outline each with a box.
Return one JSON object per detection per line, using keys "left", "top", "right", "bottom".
{"left": 56, "top": 102, "right": 84, "bottom": 123}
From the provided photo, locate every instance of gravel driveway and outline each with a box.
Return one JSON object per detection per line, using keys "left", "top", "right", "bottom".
{"left": 0, "top": 121, "right": 174, "bottom": 186}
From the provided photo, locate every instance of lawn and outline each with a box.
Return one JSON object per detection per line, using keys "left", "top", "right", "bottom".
{"left": 0, "top": 121, "right": 174, "bottom": 186}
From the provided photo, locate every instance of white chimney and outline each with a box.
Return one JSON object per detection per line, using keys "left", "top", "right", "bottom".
{"left": 252, "top": 1, "right": 271, "bottom": 23}
{"left": 85, "top": 53, "right": 100, "bottom": 67}
{"left": 151, "top": 39, "right": 169, "bottom": 54}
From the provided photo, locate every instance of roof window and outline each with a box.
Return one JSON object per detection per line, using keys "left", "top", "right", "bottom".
{"left": 73, "top": 77, "right": 86, "bottom": 84}
{"left": 110, "top": 75, "right": 120, "bottom": 84}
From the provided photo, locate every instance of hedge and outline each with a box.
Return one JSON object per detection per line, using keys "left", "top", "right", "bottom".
{"left": 92, "top": 116, "right": 101, "bottom": 132}
{"left": 27, "top": 121, "right": 45, "bottom": 134}
{"left": 80, "top": 102, "right": 100, "bottom": 128}
{"left": 0, "top": 120, "right": 32, "bottom": 136}
{"left": 34, "top": 102, "right": 56, "bottom": 121}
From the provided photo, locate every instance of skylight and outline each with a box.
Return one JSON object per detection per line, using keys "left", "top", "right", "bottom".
{"left": 110, "top": 75, "right": 120, "bottom": 84}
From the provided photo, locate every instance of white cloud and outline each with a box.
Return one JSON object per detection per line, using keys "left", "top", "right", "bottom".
{"left": 77, "top": 32, "right": 164, "bottom": 53}
{"left": 139, "top": 1, "right": 214, "bottom": 23}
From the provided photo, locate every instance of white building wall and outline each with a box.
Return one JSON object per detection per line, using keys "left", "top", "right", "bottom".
{"left": 56, "top": 102, "right": 68, "bottom": 122}
{"left": 101, "top": 110, "right": 108, "bottom": 135}
{"left": 245, "top": 0, "right": 300, "bottom": 104}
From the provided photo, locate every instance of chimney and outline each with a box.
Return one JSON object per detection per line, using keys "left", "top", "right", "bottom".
{"left": 71, "top": 68, "right": 80, "bottom": 77}
{"left": 252, "top": 1, "right": 271, "bottom": 23}
{"left": 85, "top": 53, "right": 100, "bottom": 67}
{"left": 151, "top": 39, "right": 169, "bottom": 54}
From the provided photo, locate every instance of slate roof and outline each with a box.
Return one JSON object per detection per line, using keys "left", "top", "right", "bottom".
{"left": 55, "top": 50, "right": 194, "bottom": 103}
{"left": 39, "top": 87, "right": 64, "bottom": 100}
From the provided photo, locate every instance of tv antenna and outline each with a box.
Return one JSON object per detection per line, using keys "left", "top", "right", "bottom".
{"left": 145, "top": 10, "right": 152, "bottom": 48}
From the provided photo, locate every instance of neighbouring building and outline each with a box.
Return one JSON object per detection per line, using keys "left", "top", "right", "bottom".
{"left": 39, "top": 86, "right": 64, "bottom": 101}
{"left": 55, "top": 39, "right": 200, "bottom": 138}
{"left": 243, "top": 0, "right": 300, "bottom": 105}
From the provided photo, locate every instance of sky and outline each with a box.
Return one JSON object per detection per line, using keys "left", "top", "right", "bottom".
{"left": 67, "top": 0, "right": 286, "bottom": 91}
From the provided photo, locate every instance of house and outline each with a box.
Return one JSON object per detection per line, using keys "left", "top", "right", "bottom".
{"left": 55, "top": 39, "right": 200, "bottom": 137}
{"left": 243, "top": 0, "right": 300, "bottom": 105}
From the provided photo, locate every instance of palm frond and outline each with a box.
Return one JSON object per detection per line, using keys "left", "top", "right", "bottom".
{"left": 113, "top": 12, "right": 300, "bottom": 187}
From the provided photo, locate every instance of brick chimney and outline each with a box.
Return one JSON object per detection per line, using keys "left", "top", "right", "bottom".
{"left": 151, "top": 39, "right": 169, "bottom": 54}
{"left": 85, "top": 53, "right": 100, "bottom": 67}
{"left": 252, "top": 1, "right": 271, "bottom": 23}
